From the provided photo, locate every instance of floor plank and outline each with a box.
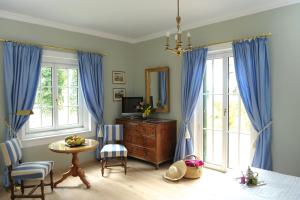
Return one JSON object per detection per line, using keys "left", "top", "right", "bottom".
{"left": 0, "top": 159, "right": 223, "bottom": 200}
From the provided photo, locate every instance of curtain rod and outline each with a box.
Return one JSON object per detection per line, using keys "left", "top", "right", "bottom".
{"left": 193, "top": 32, "right": 272, "bottom": 49}
{"left": 0, "top": 38, "right": 106, "bottom": 56}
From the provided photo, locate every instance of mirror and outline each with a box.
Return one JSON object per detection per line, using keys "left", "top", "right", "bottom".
{"left": 145, "top": 66, "right": 170, "bottom": 113}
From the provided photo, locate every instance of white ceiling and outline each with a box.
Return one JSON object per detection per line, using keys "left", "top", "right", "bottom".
{"left": 0, "top": 0, "right": 299, "bottom": 43}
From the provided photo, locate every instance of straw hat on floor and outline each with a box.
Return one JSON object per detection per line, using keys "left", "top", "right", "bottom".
{"left": 164, "top": 160, "right": 187, "bottom": 181}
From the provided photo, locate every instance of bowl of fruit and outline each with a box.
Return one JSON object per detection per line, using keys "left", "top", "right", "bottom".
{"left": 65, "top": 135, "right": 86, "bottom": 147}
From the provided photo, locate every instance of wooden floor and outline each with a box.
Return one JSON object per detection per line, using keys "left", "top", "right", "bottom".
{"left": 0, "top": 159, "right": 225, "bottom": 200}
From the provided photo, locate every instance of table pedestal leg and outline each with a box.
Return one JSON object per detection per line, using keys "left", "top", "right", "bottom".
{"left": 54, "top": 153, "right": 91, "bottom": 189}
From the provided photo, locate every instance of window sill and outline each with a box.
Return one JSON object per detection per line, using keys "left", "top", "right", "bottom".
{"left": 21, "top": 128, "right": 95, "bottom": 148}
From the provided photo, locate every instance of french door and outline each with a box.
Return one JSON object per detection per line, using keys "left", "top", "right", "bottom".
{"left": 196, "top": 51, "right": 252, "bottom": 171}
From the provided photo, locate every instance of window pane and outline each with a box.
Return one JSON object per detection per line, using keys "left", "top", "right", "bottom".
{"left": 213, "top": 58, "right": 223, "bottom": 94}
{"left": 204, "top": 129, "right": 213, "bottom": 163}
{"left": 228, "top": 132, "right": 239, "bottom": 168}
{"left": 57, "top": 69, "right": 68, "bottom": 87}
{"left": 69, "top": 106, "right": 79, "bottom": 124}
{"left": 229, "top": 95, "right": 239, "bottom": 132}
{"left": 69, "top": 87, "right": 78, "bottom": 106}
{"left": 213, "top": 95, "right": 223, "bottom": 130}
{"left": 58, "top": 106, "right": 69, "bottom": 126}
{"left": 41, "top": 67, "right": 52, "bottom": 87}
{"left": 57, "top": 68, "right": 80, "bottom": 127}
{"left": 213, "top": 131, "right": 223, "bottom": 165}
{"left": 35, "top": 89, "right": 42, "bottom": 105}
{"left": 229, "top": 57, "right": 238, "bottom": 94}
{"left": 58, "top": 87, "right": 68, "bottom": 106}
{"left": 41, "top": 107, "right": 53, "bottom": 127}
{"left": 29, "top": 107, "right": 41, "bottom": 129}
{"left": 240, "top": 104, "right": 252, "bottom": 133}
{"left": 41, "top": 87, "right": 53, "bottom": 107}
{"left": 69, "top": 69, "right": 78, "bottom": 86}
{"left": 203, "top": 95, "right": 213, "bottom": 129}
{"left": 204, "top": 60, "right": 213, "bottom": 94}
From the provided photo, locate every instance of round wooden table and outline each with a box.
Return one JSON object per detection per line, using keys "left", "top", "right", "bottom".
{"left": 48, "top": 139, "right": 98, "bottom": 189}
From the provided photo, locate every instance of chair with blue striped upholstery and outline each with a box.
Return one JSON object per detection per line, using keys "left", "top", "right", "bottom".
{"left": 0, "top": 138, "right": 54, "bottom": 200}
{"left": 100, "top": 124, "right": 127, "bottom": 176}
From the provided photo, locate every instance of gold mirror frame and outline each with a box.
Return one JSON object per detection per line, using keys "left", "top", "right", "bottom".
{"left": 145, "top": 66, "right": 170, "bottom": 113}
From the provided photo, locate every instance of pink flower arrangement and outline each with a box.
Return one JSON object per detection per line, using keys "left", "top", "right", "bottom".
{"left": 185, "top": 160, "right": 204, "bottom": 168}
{"left": 136, "top": 101, "right": 155, "bottom": 117}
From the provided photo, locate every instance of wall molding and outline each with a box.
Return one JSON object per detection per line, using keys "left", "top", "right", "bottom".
{"left": 0, "top": 9, "right": 136, "bottom": 43}
{"left": 0, "top": 0, "right": 300, "bottom": 44}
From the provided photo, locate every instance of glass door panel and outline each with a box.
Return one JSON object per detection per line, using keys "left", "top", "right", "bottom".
{"left": 203, "top": 57, "right": 225, "bottom": 169}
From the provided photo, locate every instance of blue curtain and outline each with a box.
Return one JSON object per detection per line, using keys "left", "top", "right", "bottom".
{"left": 2, "top": 42, "right": 42, "bottom": 187}
{"left": 158, "top": 72, "right": 167, "bottom": 106}
{"left": 77, "top": 51, "right": 104, "bottom": 160}
{"left": 233, "top": 38, "right": 272, "bottom": 170}
{"left": 174, "top": 48, "right": 208, "bottom": 161}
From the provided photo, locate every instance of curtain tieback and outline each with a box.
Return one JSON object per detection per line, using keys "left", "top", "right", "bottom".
{"left": 252, "top": 121, "right": 272, "bottom": 148}
{"left": 258, "top": 121, "right": 272, "bottom": 134}
{"left": 184, "top": 123, "right": 191, "bottom": 139}
{"left": 97, "top": 123, "right": 104, "bottom": 138}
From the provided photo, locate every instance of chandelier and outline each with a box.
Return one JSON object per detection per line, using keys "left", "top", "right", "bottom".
{"left": 165, "top": 0, "right": 192, "bottom": 56}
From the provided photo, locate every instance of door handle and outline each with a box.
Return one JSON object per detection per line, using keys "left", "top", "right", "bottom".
{"left": 223, "top": 108, "right": 227, "bottom": 116}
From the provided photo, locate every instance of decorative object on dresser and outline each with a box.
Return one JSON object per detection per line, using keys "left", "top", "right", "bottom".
{"left": 122, "top": 96, "right": 143, "bottom": 116}
{"left": 116, "top": 117, "right": 176, "bottom": 169}
{"left": 0, "top": 138, "right": 54, "bottom": 200}
{"left": 112, "top": 71, "right": 126, "bottom": 84}
{"left": 136, "top": 101, "right": 155, "bottom": 119}
{"left": 100, "top": 124, "right": 128, "bottom": 176}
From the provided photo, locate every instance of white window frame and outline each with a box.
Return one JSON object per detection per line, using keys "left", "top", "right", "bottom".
{"left": 19, "top": 50, "right": 93, "bottom": 148}
{"left": 193, "top": 43, "right": 255, "bottom": 172}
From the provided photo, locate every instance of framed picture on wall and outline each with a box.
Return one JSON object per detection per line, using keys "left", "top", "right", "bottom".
{"left": 112, "top": 71, "right": 126, "bottom": 84}
{"left": 113, "top": 88, "right": 126, "bottom": 101}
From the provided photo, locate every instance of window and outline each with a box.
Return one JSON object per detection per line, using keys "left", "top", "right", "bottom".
{"left": 193, "top": 48, "right": 253, "bottom": 171}
{"left": 24, "top": 50, "right": 90, "bottom": 140}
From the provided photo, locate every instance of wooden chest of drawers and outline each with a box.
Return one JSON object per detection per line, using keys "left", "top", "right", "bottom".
{"left": 116, "top": 118, "right": 176, "bottom": 168}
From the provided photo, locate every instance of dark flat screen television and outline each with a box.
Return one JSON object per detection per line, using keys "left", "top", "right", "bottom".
{"left": 122, "top": 97, "right": 143, "bottom": 116}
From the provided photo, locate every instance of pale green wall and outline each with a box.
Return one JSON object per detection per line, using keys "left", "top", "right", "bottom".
{"left": 0, "top": 18, "right": 135, "bottom": 177}
{"left": 1, "top": 3, "right": 300, "bottom": 183}
{"left": 132, "top": 4, "right": 300, "bottom": 176}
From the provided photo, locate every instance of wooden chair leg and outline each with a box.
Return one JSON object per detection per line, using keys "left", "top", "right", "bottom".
{"left": 101, "top": 159, "right": 104, "bottom": 176}
{"left": 50, "top": 170, "right": 54, "bottom": 192}
{"left": 21, "top": 180, "right": 24, "bottom": 195}
{"left": 8, "top": 167, "right": 15, "bottom": 200}
{"left": 41, "top": 180, "right": 45, "bottom": 200}
{"left": 10, "top": 181, "right": 15, "bottom": 200}
{"left": 124, "top": 157, "right": 127, "bottom": 175}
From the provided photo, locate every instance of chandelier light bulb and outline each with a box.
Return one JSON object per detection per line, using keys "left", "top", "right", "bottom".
{"left": 166, "top": 32, "right": 170, "bottom": 37}
{"left": 187, "top": 32, "right": 191, "bottom": 38}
